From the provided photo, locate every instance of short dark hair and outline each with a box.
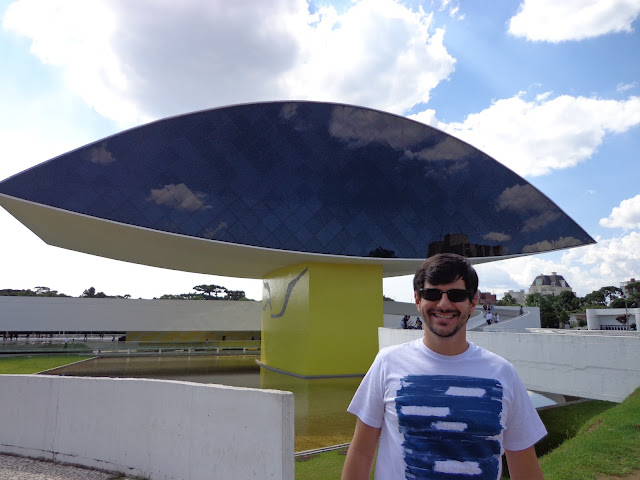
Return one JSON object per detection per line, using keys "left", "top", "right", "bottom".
{"left": 413, "top": 253, "right": 479, "bottom": 297}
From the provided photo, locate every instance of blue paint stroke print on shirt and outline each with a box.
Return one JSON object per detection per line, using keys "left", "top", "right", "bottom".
{"left": 395, "top": 375, "right": 504, "bottom": 480}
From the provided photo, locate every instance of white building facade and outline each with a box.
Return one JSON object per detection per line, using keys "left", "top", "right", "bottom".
{"left": 586, "top": 307, "right": 639, "bottom": 331}
{"left": 529, "top": 272, "right": 573, "bottom": 297}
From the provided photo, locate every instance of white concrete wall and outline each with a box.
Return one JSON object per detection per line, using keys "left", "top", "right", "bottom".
{"left": 0, "top": 375, "right": 294, "bottom": 480}
{"left": 0, "top": 296, "right": 261, "bottom": 332}
{"left": 378, "top": 328, "right": 640, "bottom": 403}
{"left": 586, "top": 307, "right": 639, "bottom": 330}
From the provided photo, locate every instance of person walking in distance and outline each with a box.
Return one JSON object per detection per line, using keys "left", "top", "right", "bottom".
{"left": 342, "top": 253, "right": 546, "bottom": 480}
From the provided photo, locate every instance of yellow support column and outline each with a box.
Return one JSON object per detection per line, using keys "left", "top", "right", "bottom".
{"left": 260, "top": 262, "right": 382, "bottom": 377}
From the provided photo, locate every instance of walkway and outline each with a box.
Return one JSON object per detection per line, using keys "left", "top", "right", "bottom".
{"left": 0, "top": 453, "right": 134, "bottom": 480}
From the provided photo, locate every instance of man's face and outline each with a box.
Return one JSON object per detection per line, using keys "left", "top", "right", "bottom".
{"left": 414, "top": 277, "right": 478, "bottom": 340}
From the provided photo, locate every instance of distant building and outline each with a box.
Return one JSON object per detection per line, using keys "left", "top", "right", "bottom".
{"left": 621, "top": 278, "right": 639, "bottom": 298}
{"left": 479, "top": 291, "right": 497, "bottom": 305}
{"left": 504, "top": 289, "right": 526, "bottom": 305}
{"left": 528, "top": 272, "right": 573, "bottom": 297}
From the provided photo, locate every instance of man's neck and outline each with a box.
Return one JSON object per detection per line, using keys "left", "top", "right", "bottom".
{"left": 423, "top": 333, "right": 469, "bottom": 356}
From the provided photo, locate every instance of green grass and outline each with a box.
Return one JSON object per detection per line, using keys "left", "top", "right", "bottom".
{"left": 540, "top": 387, "right": 640, "bottom": 480}
{"left": 295, "top": 448, "right": 376, "bottom": 480}
{"left": 295, "top": 449, "right": 349, "bottom": 480}
{"left": 0, "top": 355, "right": 93, "bottom": 374}
{"left": 536, "top": 399, "right": 617, "bottom": 457}
{"left": 294, "top": 390, "right": 640, "bottom": 480}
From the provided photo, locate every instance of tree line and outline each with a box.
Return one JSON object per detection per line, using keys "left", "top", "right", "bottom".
{"left": 158, "top": 284, "right": 248, "bottom": 301}
{"left": 496, "top": 281, "right": 640, "bottom": 329}
{"left": 0, "top": 284, "right": 250, "bottom": 301}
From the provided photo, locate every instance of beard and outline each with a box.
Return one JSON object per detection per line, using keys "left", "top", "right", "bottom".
{"left": 424, "top": 309, "right": 470, "bottom": 338}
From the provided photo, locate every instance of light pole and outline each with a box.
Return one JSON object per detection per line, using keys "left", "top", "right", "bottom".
{"left": 623, "top": 293, "right": 629, "bottom": 331}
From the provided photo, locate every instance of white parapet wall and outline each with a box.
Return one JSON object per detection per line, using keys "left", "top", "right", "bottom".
{"left": 379, "top": 328, "right": 640, "bottom": 403}
{"left": 0, "top": 375, "right": 294, "bottom": 480}
{"left": 0, "top": 296, "right": 262, "bottom": 332}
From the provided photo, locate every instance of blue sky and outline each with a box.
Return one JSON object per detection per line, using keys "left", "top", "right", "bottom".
{"left": 1, "top": 0, "right": 639, "bottom": 302}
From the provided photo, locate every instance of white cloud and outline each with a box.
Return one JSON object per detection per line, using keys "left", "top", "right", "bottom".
{"left": 418, "top": 93, "right": 640, "bottom": 177}
{"left": 147, "top": 183, "right": 212, "bottom": 212}
{"left": 4, "top": 0, "right": 141, "bottom": 126}
{"left": 521, "top": 236, "right": 583, "bottom": 253}
{"left": 281, "top": 0, "right": 456, "bottom": 114}
{"left": 561, "top": 232, "right": 640, "bottom": 291}
{"left": 483, "top": 232, "right": 511, "bottom": 242}
{"left": 409, "top": 108, "right": 439, "bottom": 126}
{"left": 617, "top": 81, "right": 639, "bottom": 93}
{"left": 473, "top": 231, "right": 640, "bottom": 297}
{"left": 3, "top": 0, "right": 455, "bottom": 124}
{"left": 508, "top": 0, "right": 640, "bottom": 42}
{"left": 600, "top": 194, "right": 640, "bottom": 229}
{"left": 89, "top": 142, "right": 117, "bottom": 164}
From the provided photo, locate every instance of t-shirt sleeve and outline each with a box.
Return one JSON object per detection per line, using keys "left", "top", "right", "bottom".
{"left": 347, "top": 351, "right": 386, "bottom": 429}
{"left": 502, "top": 368, "right": 548, "bottom": 451}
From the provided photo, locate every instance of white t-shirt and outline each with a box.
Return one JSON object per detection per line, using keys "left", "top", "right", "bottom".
{"left": 347, "top": 339, "right": 547, "bottom": 480}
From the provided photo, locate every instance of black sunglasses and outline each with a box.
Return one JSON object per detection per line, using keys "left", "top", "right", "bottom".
{"left": 418, "top": 288, "right": 471, "bottom": 303}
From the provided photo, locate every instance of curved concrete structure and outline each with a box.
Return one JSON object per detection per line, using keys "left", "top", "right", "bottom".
{"left": 0, "top": 101, "right": 595, "bottom": 376}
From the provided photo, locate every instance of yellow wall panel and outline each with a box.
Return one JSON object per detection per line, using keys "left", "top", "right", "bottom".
{"left": 261, "top": 262, "right": 382, "bottom": 377}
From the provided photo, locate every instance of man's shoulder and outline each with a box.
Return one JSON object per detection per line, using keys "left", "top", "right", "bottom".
{"left": 470, "top": 343, "right": 513, "bottom": 367}
{"left": 377, "top": 338, "right": 422, "bottom": 361}
{"left": 468, "top": 343, "right": 520, "bottom": 380}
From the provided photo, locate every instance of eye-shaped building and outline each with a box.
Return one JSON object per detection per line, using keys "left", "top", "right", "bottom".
{"left": 0, "top": 101, "right": 594, "bottom": 377}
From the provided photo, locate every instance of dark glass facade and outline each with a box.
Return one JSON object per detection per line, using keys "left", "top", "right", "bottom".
{"left": 0, "top": 101, "right": 594, "bottom": 259}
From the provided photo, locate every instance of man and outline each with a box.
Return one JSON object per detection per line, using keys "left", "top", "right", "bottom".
{"left": 342, "top": 253, "right": 546, "bottom": 480}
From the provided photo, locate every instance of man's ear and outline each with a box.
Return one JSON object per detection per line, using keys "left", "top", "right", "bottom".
{"left": 414, "top": 290, "right": 421, "bottom": 309}
{"left": 469, "top": 292, "right": 479, "bottom": 312}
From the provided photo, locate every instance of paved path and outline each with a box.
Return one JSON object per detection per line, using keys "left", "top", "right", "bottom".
{"left": 0, "top": 454, "right": 135, "bottom": 480}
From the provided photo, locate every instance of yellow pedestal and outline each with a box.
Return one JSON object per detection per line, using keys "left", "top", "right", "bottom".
{"left": 260, "top": 262, "right": 382, "bottom": 377}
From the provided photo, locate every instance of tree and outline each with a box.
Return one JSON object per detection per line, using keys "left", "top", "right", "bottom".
{"left": 583, "top": 290, "right": 606, "bottom": 307}
{"left": 599, "top": 286, "right": 623, "bottom": 306}
{"left": 526, "top": 292, "right": 559, "bottom": 328}
{"left": 555, "top": 290, "right": 581, "bottom": 312}
{"left": 496, "top": 293, "right": 519, "bottom": 306}
{"left": 82, "top": 287, "right": 106, "bottom": 298}
{"left": 225, "top": 290, "right": 246, "bottom": 301}
{"left": 554, "top": 304, "right": 569, "bottom": 327}
{"left": 193, "top": 284, "right": 227, "bottom": 299}
{"left": 0, "top": 287, "right": 69, "bottom": 297}
{"left": 610, "top": 297, "right": 628, "bottom": 308}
